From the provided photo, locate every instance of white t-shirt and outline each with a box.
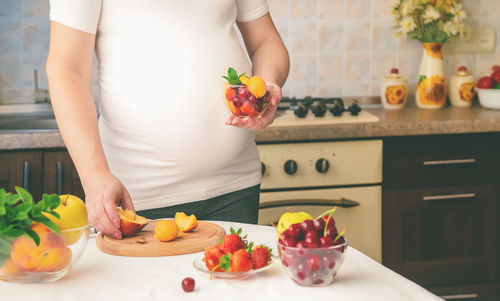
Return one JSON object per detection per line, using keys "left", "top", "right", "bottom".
{"left": 49, "top": 0, "right": 268, "bottom": 211}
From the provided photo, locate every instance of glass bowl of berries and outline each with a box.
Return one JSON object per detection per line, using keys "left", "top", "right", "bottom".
{"left": 277, "top": 208, "right": 347, "bottom": 287}
{"left": 222, "top": 67, "right": 272, "bottom": 118}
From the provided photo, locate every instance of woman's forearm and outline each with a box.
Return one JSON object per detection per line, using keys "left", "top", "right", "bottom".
{"left": 250, "top": 39, "right": 290, "bottom": 87}
{"left": 46, "top": 68, "right": 109, "bottom": 186}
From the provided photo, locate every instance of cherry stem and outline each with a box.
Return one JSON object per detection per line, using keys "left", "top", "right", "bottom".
{"left": 286, "top": 207, "right": 294, "bottom": 213}
{"left": 210, "top": 264, "right": 220, "bottom": 280}
{"left": 334, "top": 227, "right": 347, "bottom": 243}
{"left": 315, "top": 207, "right": 337, "bottom": 221}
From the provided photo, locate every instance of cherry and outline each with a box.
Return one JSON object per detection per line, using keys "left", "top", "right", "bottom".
{"left": 231, "top": 96, "right": 243, "bottom": 108}
{"left": 301, "top": 220, "right": 315, "bottom": 233}
{"left": 247, "top": 94, "right": 257, "bottom": 104}
{"left": 288, "top": 223, "right": 303, "bottom": 239}
{"left": 322, "top": 215, "right": 335, "bottom": 228}
{"left": 307, "top": 255, "right": 320, "bottom": 271}
{"left": 322, "top": 255, "right": 335, "bottom": 269}
{"left": 282, "top": 252, "right": 295, "bottom": 267}
{"left": 304, "top": 230, "right": 320, "bottom": 248}
{"left": 313, "top": 218, "right": 325, "bottom": 232}
{"left": 325, "top": 224, "right": 338, "bottom": 238}
{"left": 283, "top": 236, "right": 298, "bottom": 247}
{"left": 238, "top": 86, "right": 249, "bottom": 98}
{"left": 181, "top": 277, "right": 195, "bottom": 292}
{"left": 313, "top": 279, "right": 324, "bottom": 285}
{"left": 320, "top": 235, "right": 334, "bottom": 248}
{"left": 296, "top": 240, "right": 307, "bottom": 256}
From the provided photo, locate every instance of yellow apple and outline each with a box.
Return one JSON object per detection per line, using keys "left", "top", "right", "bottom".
{"left": 276, "top": 211, "right": 313, "bottom": 239}
{"left": 44, "top": 194, "right": 88, "bottom": 245}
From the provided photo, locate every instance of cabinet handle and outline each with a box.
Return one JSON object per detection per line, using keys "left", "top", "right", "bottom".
{"left": 56, "top": 161, "right": 62, "bottom": 195}
{"left": 423, "top": 193, "right": 476, "bottom": 201}
{"left": 259, "top": 198, "right": 360, "bottom": 210}
{"left": 22, "top": 161, "right": 29, "bottom": 190}
{"left": 440, "top": 293, "right": 478, "bottom": 300}
{"left": 423, "top": 158, "right": 476, "bottom": 166}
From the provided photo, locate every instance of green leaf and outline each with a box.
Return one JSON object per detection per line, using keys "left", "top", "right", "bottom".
{"left": 5, "top": 194, "right": 20, "bottom": 205}
{"left": 0, "top": 189, "right": 5, "bottom": 203}
{"left": 228, "top": 67, "right": 238, "bottom": 79}
{"left": 15, "top": 187, "right": 33, "bottom": 205}
{"left": 2, "top": 228, "right": 25, "bottom": 239}
{"left": 219, "top": 253, "right": 232, "bottom": 272}
{"left": 46, "top": 211, "right": 60, "bottom": 219}
{"left": 419, "top": 75, "right": 427, "bottom": 84}
{"left": 46, "top": 194, "right": 61, "bottom": 209}
{"left": 38, "top": 219, "right": 60, "bottom": 235}
{"left": 31, "top": 202, "right": 43, "bottom": 217}
{"left": 14, "top": 202, "right": 32, "bottom": 214}
{"left": 18, "top": 218, "right": 33, "bottom": 228}
{"left": 12, "top": 211, "right": 28, "bottom": 221}
{"left": 25, "top": 228, "right": 40, "bottom": 246}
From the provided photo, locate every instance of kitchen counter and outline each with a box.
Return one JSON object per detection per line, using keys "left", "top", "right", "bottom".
{"left": 2, "top": 105, "right": 500, "bottom": 150}
{"left": 0, "top": 221, "right": 440, "bottom": 300}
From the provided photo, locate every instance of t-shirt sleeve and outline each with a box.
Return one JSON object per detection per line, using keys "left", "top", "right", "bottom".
{"left": 49, "top": 0, "right": 102, "bottom": 34}
{"left": 235, "top": 0, "right": 269, "bottom": 22}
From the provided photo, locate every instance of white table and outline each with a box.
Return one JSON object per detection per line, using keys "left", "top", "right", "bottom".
{"left": 1, "top": 222, "right": 441, "bottom": 301}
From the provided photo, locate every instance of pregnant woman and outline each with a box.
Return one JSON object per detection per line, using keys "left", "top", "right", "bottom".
{"left": 46, "top": 0, "right": 289, "bottom": 239}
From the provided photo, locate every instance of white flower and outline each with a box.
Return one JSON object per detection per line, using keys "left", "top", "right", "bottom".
{"left": 392, "top": 0, "right": 401, "bottom": 9}
{"left": 400, "top": 16, "right": 417, "bottom": 34}
{"left": 440, "top": 21, "right": 459, "bottom": 36}
{"left": 400, "top": 1, "right": 417, "bottom": 16}
{"left": 422, "top": 5, "right": 441, "bottom": 24}
{"left": 451, "top": 3, "right": 467, "bottom": 22}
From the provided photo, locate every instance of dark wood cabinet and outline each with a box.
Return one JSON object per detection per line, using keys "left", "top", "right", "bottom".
{"left": 42, "top": 151, "right": 84, "bottom": 199}
{"left": 0, "top": 151, "right": 43, "bottom": 199}
{"left": 0, "top": 149, "right": 83, "bottom": 200}
{"left": 383, "top": 134, "right": 500, "bottom": 300}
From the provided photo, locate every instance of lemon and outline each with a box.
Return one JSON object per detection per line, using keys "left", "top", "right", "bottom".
{"left": 276, "top": 211, "right": 313, "bottom": 239}
{"left": 239, "top": 75, "right": 250, "bottom": 85}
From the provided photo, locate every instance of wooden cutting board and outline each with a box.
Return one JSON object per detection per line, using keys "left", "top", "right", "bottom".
{"left": 96, "top": 220, "right": 225, "bottom": 257}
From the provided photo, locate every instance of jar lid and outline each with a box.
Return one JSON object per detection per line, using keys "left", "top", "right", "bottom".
{"left": 457, "top": 66, "right": 468, "bottom": 76}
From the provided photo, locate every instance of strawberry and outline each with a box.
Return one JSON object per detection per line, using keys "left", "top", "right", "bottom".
{"left": 225, "top": 86, "right": 236, "bottom": 100}
{"left": 220, "top": 227, "right": 246, "bottom": 254}
{"left": 251, "top": 246, "right": 271, "bottom": 269}
{"left": 204, "top": 245, "right": 224, "bottom": 272}
{"left": 230, "top": 249, "right": 252, "bottom": 272}
{"left": 240, "top": 101, "right": 258, "bottom": 116}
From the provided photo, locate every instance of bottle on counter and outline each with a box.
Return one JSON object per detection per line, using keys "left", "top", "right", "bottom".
{"left": 381, "top": 68, "right": 407, "bottom": 110}
{"left": 449, "top": 66, "right": 476, "bottom": 107}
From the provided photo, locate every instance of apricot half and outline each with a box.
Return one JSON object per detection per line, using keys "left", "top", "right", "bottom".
{"left": 117, "top": 208, "right": 149, "bottom": 237}
{"left": 174, "top": 212, "right": 198, "bottom": 232}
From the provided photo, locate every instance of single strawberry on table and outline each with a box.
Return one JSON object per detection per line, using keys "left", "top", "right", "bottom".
{"left": 251, "top": 246, "right": 271, "bottom": 270}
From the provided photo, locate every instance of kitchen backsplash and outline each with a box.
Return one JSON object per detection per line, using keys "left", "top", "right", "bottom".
{"left": 0, "top": 0, "right": 499, "bottom": 104}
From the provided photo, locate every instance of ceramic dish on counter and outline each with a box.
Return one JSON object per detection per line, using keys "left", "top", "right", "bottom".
{"left": 477, "top": 88, "right": 500, "bottom": 109}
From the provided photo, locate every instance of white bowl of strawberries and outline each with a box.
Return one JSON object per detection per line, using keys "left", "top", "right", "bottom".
{"left": 277, "top": 208, "right": 347, "bottom": 287}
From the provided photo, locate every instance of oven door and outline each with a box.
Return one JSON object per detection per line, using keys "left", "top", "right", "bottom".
{"left": 258, "top": 185, "right": 381, "bottom": 262}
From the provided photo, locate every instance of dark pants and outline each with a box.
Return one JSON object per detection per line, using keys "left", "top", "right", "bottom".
{"left": 137, "top": 185, "right": 260, "bottom": 224}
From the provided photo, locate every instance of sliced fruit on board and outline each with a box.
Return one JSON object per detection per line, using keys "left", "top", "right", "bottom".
{"left": 117, "top": 208, "right": 149, "bottom": 237}
{"left": 174, "top": 212, "right": 198, "bottom": 232}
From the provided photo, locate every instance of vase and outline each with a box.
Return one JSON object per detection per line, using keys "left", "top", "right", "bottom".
{"left": 416, "top": 43, "right": 447, "bottom": 109}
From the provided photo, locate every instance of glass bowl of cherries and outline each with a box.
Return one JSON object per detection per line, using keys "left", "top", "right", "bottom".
{"left": 277, "top": 208, "right": 347, "bottom": 287}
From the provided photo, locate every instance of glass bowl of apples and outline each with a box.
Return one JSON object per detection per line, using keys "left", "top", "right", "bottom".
{"left": 222, "top": 67, "right": 272, "bottom": 118}
{"left": 277, "top": 210, "right": 347, "bottom": 287}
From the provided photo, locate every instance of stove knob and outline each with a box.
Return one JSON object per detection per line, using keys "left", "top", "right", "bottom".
{"left": 284, "top": 160, "right": 298, "bottom": 175}
{"left": 261, "top": 162, "right": 266, "bottom": 176}
{"left": 294, "top": 103, "right": 308, "bottom": 118}
{"left": 315, "top": 158, "right": 330, "bottom": 174}
{"left": 312, "top": 102, "right": 327, "bottom": 117}
{"left": 330, "top": 102, "right": 344, "bottom": 117}
{"left": 348, "top": 101, "right": 361, "bottom": 116}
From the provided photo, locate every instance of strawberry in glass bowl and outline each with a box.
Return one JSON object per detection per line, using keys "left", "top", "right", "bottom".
{"left": 222, "top": 67, "right": 272, "bottom": 118}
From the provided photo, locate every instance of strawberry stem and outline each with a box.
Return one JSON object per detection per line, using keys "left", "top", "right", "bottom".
{"left": 315, "top": 207, "right": 337, "bottom": 221}
{"left": 334, "top": 227, "right": 347, "bottom": 243}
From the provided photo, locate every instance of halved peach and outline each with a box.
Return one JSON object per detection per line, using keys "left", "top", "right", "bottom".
{"left": 117, "top": 208, "right": 149, "bottom": 237}
{"left": 174, "top": 212, "right": 198, "bottom": 232}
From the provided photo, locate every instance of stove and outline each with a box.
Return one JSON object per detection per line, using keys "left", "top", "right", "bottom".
{"left": 270, "top": 97, "right": 379, "bottom": 127}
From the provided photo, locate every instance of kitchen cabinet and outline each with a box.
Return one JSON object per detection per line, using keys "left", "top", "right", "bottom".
{"left": 0, "top": 149, "right": 84, "bottom": 200}
{"left": 383, "top": 133, "right": 500, "bottom": 301}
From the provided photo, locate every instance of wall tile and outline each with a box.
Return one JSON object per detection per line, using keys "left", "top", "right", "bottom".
{"left": 318, "top": 52, "right": 343, "bottom": 81}
{"left": 291, "top": 52, "right": 317, "bottom": 83}
{"left": 23, "top": 20, "right": 49, "bottom": 54}
{"left": 462, "top": 0, "right": 480, "bottom": 18}
{"left": 318, "top": 21, "right": 343, "bottom": 52}
{"left": 346, "top": 0, "right": 371, "bottom": 19}
{"left": 372, "top": 20, "right": 397, "bottom": 51}
{"left": 289, "top": 83, "right": 316, "bottom": 98}
{"left": 345, "top": 52, "right": 370, "bottom": 81}
{"left": 477, "top": 52, "right": 500, "bottom": 77}
{"left": 268, "top": 0, "right": 288, "bottom": 21}
{"left": 481, "top": 0, "right": 500, "bottom": 18}
{"left": 290, "top": 21, "right": 316, "bottom": 52}
{"left": 0, "top": 0, "right": 20, "bottom": 19}
{"left": 318, "top": 82, "right": 342, "bottom": 97}
{"left": 399, "top": 50, "right": 422, "bottom": 80}
{"left": 22, "top": 55, "right": 47, "bottom": 88}
{"left": 372, "top": 0, "right": 394, "bottom": 19}
{"left": 342, "top": 80, "right": 370, "bottom": 96}
{"left": 371, "top": 51, "right": 398, "bottom": 81}
{"left": 318, "top": 0, "right": 344, "bottom": 19}
{"left": 479, "top": 18, "right": 500, "bottom": 48}
{"left": 0, "top": 20, "right": 21, "bottom": 54}
{"left": 290, "top": 0, "right": 316, "bottom": 20}
{"left": 22, "top": 0, "right": 49, "bottom": 19}
{"left": 0, "top": 88, "right": 24, "bottom": 104}
{"left": 0, "top": 56, "right": 21, "bottom": 88}
{"left": 345, "top": 20, "right": 370, "bottom": 51}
